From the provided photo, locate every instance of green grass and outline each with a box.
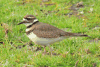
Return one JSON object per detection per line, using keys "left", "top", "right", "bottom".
{"left": 0, "top": 0, "right": 100, "bottom": 67}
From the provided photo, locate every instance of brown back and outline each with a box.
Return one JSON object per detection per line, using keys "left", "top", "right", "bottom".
{"left": 26, "top": 22, "right": 88, "bottom": 38}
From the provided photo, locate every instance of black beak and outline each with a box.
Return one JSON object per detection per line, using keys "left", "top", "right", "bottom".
{"left": 17, "top": 21, "right": 25, "bottom": 25}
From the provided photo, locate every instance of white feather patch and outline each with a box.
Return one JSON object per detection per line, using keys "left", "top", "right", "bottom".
{"left": 23, "top": 18, "right": 27, "bottom": 21}
{"left": 33, "top": 19, "right": 38, "bottom": 23}
{"left": 27, "top": 17, "right": 34, "bottom": 18}
{"left": 24, "top": 23, "right": 33, "bottom": 27}
{"left": 26, "top": 28, "right": 32, "bottom": 32}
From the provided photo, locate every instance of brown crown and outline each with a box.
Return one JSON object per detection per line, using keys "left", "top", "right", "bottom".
{"left": 24, "top": 15, "right": 36, "bottom": 19}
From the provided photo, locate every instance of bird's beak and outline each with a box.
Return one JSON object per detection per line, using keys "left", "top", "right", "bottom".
{"left": 17, "top": 21, "right": 25, "bottom": 25}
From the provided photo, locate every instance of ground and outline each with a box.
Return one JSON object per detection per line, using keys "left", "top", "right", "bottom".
{"left": 0, "top": 0, "right": 100, "bottom": 67}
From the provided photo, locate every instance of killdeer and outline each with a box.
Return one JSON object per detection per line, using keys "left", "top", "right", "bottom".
{"left": 18, "top": 15, "right": 88, "bottom": 54}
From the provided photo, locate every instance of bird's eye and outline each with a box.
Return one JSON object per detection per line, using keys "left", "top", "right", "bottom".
{"left": 26, "top": 18, "right": 31, "bottom": 20}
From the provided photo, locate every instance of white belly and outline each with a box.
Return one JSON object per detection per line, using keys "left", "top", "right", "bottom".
{"left": 27, "top": 32, "right": 66, "bottom": 45}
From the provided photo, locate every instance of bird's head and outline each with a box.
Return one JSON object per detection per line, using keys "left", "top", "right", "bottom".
{"left": 17, "top": 15, "right": 38, "bottom": 26}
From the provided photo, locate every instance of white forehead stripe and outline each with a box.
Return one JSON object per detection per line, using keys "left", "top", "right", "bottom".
{"left": 27, "top": 17, "right": 34, "bottom": 18}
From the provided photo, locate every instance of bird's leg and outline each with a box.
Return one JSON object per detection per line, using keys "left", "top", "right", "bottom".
{"left": 48, "top": 45, "right": 53, "bottom": 55}
{"left": 42, "top": 45, "right": 46, "bottom": 55}
{"left": 44, "top": 46, "right": 46, "bottom": 53}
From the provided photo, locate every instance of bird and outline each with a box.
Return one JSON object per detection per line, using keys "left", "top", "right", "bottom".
{"left": 17, "top": 15, "right": 88, "bottom": 54}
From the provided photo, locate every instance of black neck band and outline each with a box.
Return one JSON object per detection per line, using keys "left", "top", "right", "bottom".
{"left": 27, "top": 21, "right": 39, "bottom": 28}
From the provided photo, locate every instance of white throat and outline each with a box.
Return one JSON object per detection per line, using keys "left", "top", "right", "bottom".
{"left": 23, "top": 18, "right": 38, "bottom": 27}
{"left": 24, "top": 23, "right": 33, "bottom": 27}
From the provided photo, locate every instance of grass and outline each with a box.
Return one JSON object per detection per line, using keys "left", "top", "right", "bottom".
{"left": 0, "top": 0, "right": 100, "bottom": 67}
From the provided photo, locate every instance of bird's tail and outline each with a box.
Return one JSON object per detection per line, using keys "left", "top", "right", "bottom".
{"left": 72, "top": 33, "right": 88, "bottom": 37}
{"left": 66, "top": 32, "right": 89, "bottom": 37}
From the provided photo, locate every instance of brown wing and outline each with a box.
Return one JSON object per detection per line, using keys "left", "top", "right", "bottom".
{"left": 26, "top": 22, "right": 88, "bottom": 38}
{"left": 32, "top": 22, "right": 68, "bottom": 38}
